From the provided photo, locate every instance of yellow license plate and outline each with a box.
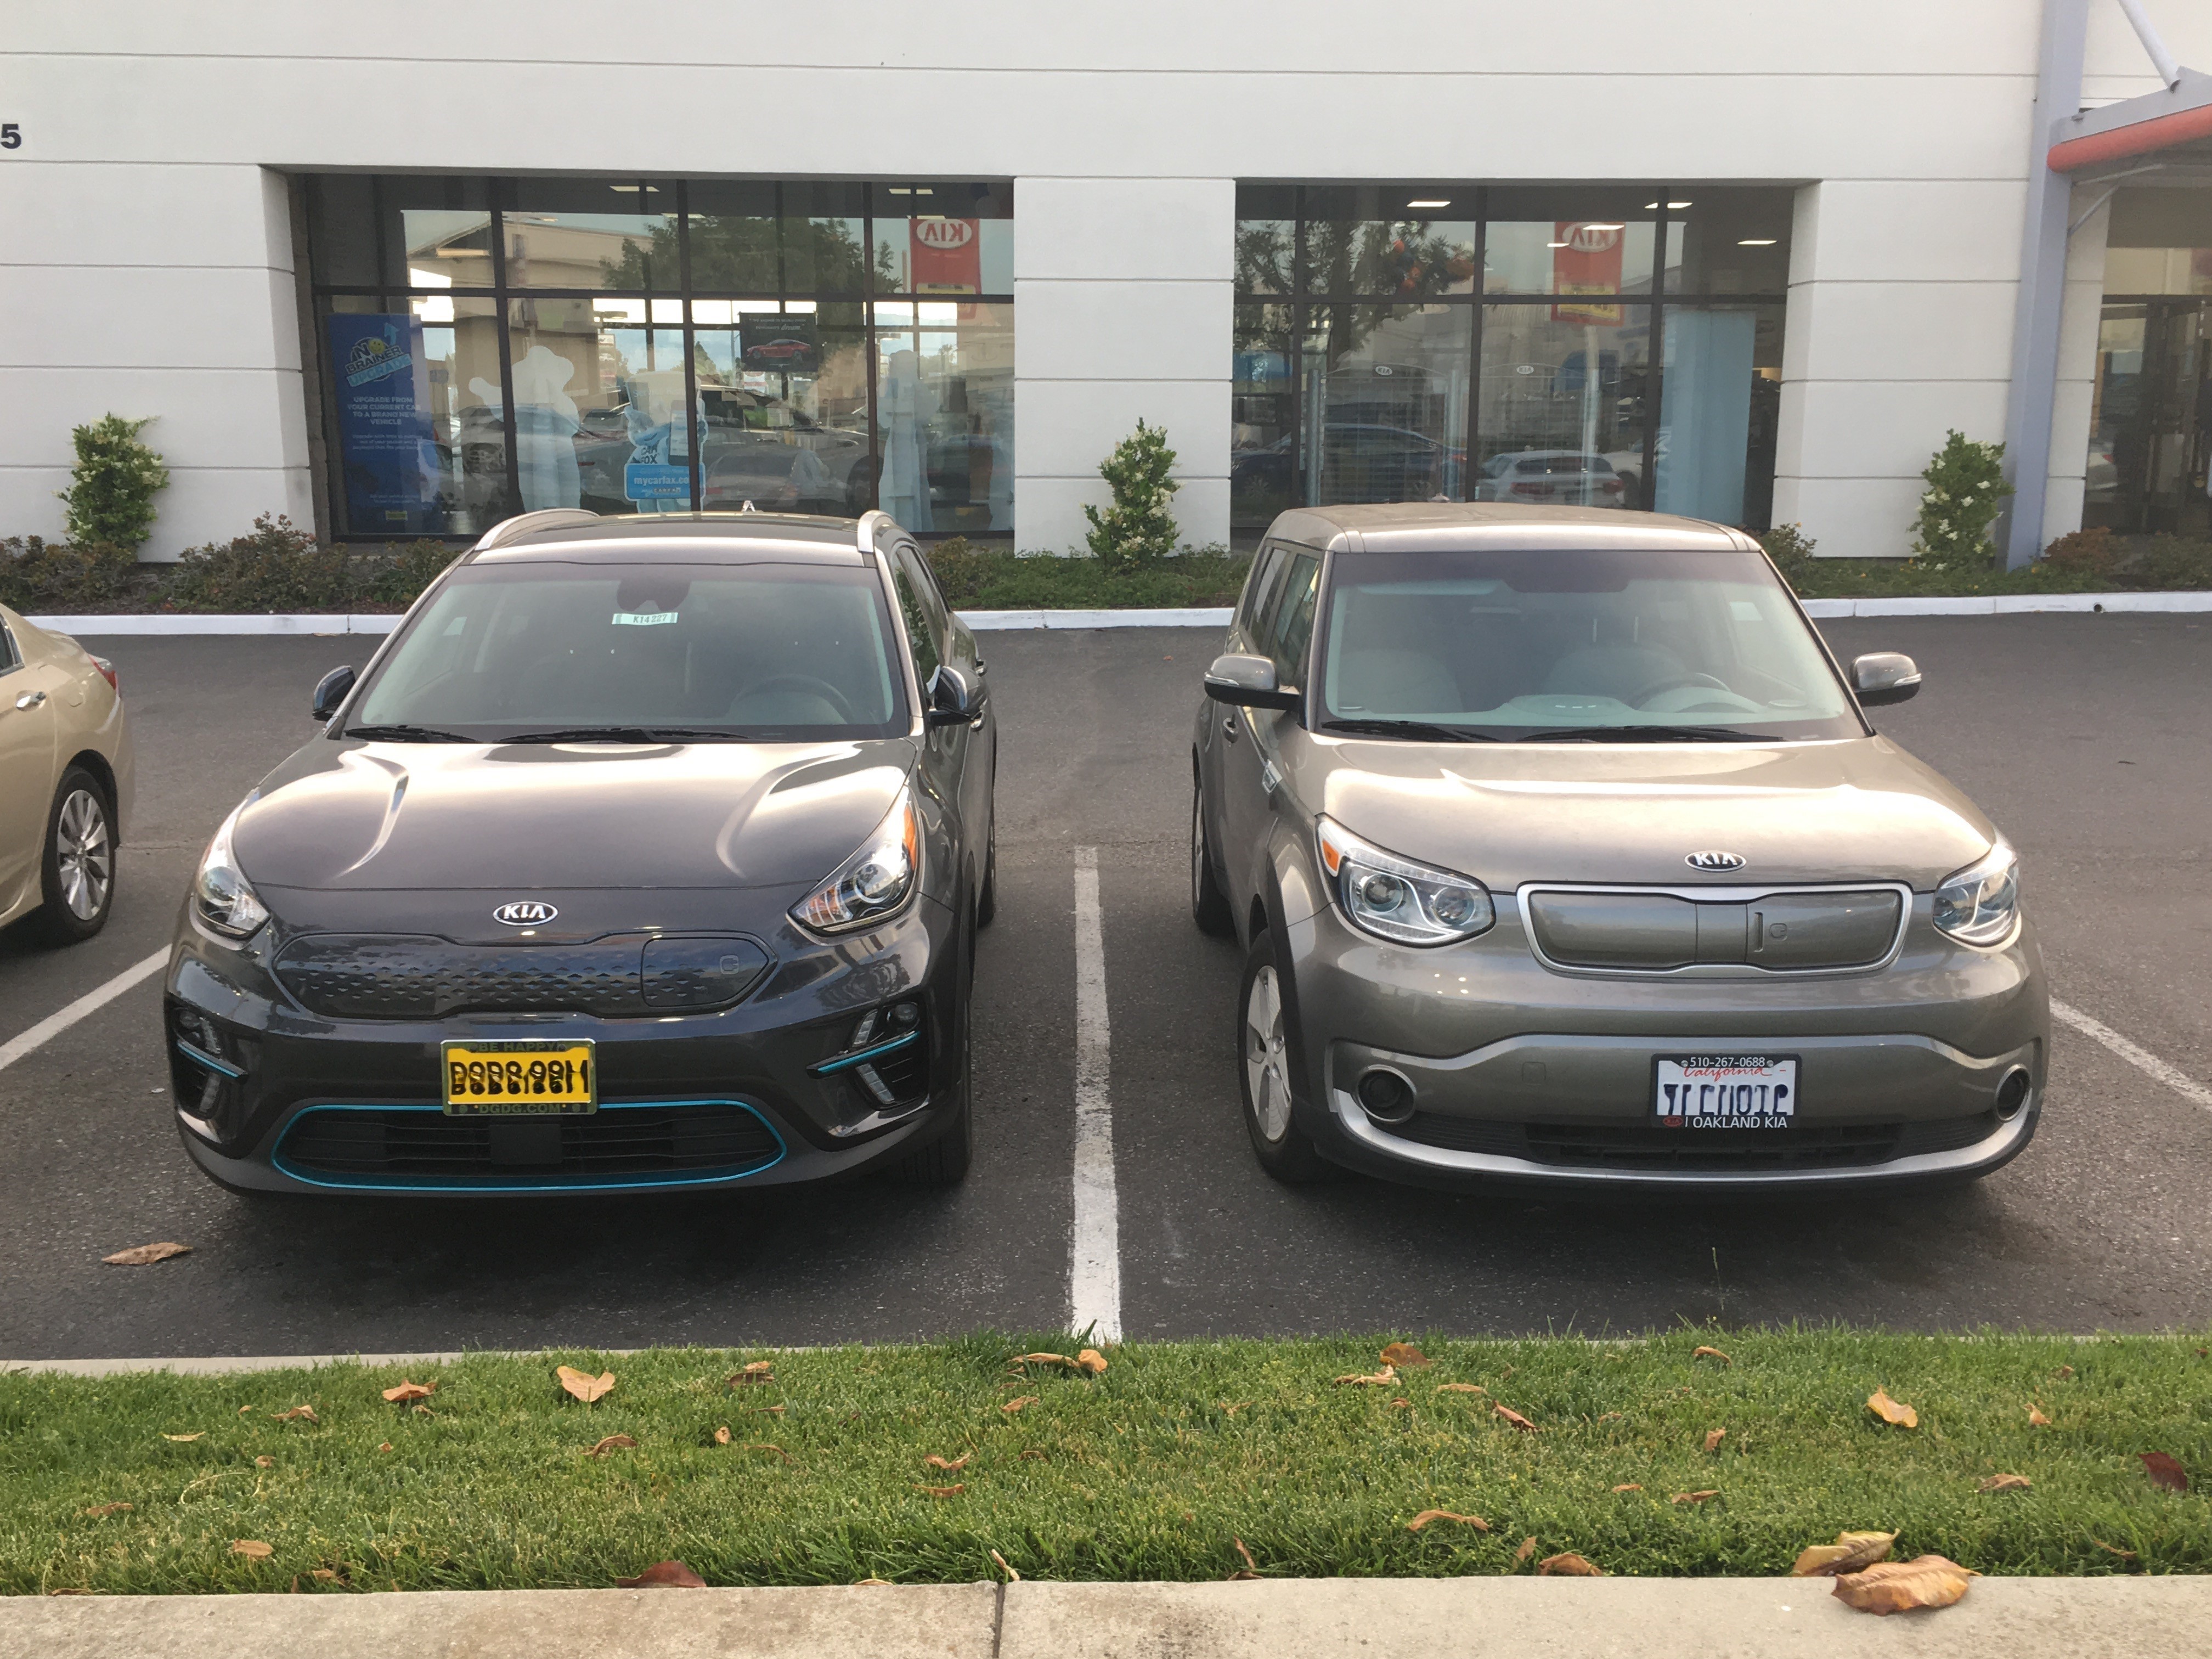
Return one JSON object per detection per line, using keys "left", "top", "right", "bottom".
{"left": 441, "top": 1040, "right": 596, "bottom": 1115}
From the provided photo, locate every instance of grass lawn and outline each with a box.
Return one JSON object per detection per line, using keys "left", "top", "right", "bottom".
{"left": 4, "top": 1329, "right": 2208, "bottom": 1594}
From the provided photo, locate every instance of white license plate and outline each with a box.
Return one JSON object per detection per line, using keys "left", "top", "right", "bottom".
{"left": 1654, "top": 1054, "right": 1798, "bottom": 1128}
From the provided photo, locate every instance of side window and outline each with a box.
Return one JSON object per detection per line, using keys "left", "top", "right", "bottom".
{"left": 889, "top": 550, "right": 943, "bottom": 687}
{"left": 0, "top": 623, "right": 19, "bottom": 674}
{"left": 1267, "top": 554, "right": 1322, "bottom": 688}
{"left": 1237, "top": 544, "right": 1287, "bottom": 647}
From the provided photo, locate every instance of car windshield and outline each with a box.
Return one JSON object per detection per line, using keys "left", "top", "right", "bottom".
{"left": 350, "top": 559, "right": 907, "bottom": 741}
{"left": 1313, "top": 547, "right": 1861, "bottom": 742}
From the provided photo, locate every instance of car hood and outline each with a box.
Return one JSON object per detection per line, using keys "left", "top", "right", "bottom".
{"left": 1298, "top": 733, "right": 1997, "bottom": 890}
{"left": 237, "top": 737, "right": 915, "bottom": 900}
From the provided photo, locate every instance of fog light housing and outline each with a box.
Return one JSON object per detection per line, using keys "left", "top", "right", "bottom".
{"left": 1356, "top": 1068, "right": 1414, "bottom": 1122}
{"left": 1995, "top": 1068, "right": 2032, "bottom": 1119}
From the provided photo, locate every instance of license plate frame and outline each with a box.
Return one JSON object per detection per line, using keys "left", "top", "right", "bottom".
{"left": 1652, "top": 1053, "right": 1798, "bottom": 1129}
{"left": 441, "top": 1039, "right": 597, "bottom": 1116}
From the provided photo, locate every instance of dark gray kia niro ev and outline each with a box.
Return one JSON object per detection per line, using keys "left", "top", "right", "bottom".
{"left": 164, "top": 509, "right": 994, "bottom": 1195}
{"left": 1192, "top": 503, "right": 2047, "bottom": 1195}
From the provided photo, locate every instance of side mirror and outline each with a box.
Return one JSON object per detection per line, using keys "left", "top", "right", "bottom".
{"left": 1203, "top": 653, "right": 1300, "bottom": 711}
{"left": 924, "top": 664, "right": 987, "bottom": 727}
{"left": 311, "top": 664, "right": 357, "bottom": 722}
{"left": 1851, "top": 652, "right": 1922, "bottom": 707}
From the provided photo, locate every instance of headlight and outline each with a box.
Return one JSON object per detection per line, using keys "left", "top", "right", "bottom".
{"left": 792, "top": 786, "right": 922, "bottom": 934}
{"left": 1317, "top": 816, "right": 1494, "bottom": 946}
{"left": 193, "top": 800, "right": 269, "bottom": 940}
{"left": 1933, "top": 841, "right": 2019, "bottom": 946}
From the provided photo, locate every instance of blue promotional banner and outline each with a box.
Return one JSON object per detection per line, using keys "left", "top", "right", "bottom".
{"left": 326, "top": 314, "right": 438, "bottom": 533}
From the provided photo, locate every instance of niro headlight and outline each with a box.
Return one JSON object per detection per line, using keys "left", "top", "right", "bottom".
{"left": 1933, "top": 840, "right": 2020, "bottom": 947}
{"left": 1317, "top": 817, "right": 1494, "bottom": 946}
{"left": 792, "top": 786, "right": 922, "bottom": 935}
{"left": 193, "top": 799, "right": 269, "bottom": 940}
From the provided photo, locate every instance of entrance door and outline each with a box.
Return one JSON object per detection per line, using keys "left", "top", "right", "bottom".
{"left": 2086, "top": 299, "right": 2212, "bottom": 540}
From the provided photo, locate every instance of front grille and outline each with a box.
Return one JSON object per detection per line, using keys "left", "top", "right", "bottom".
{"left": 273, "top": 934, "right": 770, "bottom": 1020}
{"left": 275, "top": 1103, "right": 781, "bottom": 1186}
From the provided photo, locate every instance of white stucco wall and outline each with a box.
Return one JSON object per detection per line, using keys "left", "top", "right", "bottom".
{"left": 2, "top": 1, "right": 2208, "bottom": 558}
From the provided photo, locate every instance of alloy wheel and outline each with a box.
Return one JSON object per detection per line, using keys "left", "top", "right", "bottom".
{"left": 1243, "top": 963, "right": 1291, "bottom": 1142}
{"left": 57, "top": 788, "right": 112, "bottom": 920}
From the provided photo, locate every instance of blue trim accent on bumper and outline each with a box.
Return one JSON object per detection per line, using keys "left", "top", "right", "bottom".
{"left": 270, "top": 1098, "right": 787, "bottom": 1194}
{"left": 176, "top": 1039, "right": 244, "bottom": 1079}
{"left": 809, "top": 1029, "right": 921, "bottom": 1075}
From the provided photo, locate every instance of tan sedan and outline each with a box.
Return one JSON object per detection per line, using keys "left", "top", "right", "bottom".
{"left": 0, "top": 603, "right": 133, "bottom": 944}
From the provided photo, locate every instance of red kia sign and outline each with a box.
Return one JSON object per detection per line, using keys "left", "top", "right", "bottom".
{"left": 911, "top": 217, "right": 981, "bottom": 295}
{"left": 1553, "top": 222, "right": 1624, "bottom": 326}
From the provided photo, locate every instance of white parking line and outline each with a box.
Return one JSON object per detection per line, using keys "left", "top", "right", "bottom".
{"left": 2051, "top": 998, "right": 2212, "bottom": 1113}
{"left": 0, "top": 948, "right": 168, "bottom": 1076}
{"left": 1070, "top": 847, "right": 1122, "bottom": 1343}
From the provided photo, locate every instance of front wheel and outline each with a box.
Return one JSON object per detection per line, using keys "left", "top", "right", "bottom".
{"left": 1237, "top": 929, "right": 1336, "bottom": 1183}
{"left": 30, "top": 768, "right": 115, "bottom": 946}
{"left": 1190, "top": 773, "right": 1234, "bottom": 938}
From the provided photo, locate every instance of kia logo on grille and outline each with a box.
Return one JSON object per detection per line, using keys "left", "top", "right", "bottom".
{"left": 493, "top": 901, "right": 558, "bottom": 926}
{"left": 1685, "top": 851, "right": 1747, "bottom": 872}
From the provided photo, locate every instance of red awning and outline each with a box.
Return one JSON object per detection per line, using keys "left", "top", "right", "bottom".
{"left": 2050, "top": 98, "right": 2212, "bottom": 173}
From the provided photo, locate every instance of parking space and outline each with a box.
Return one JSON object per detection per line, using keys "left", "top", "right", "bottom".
{"left": 1, "top": 617, "right": 2208, "bottom": 1359}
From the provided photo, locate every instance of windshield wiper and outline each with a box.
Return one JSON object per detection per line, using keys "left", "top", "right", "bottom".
{"left": 1319, "top": 718, "right": 1499, "bottom": 743}
{"left": 1510, "top": 724, "right": 1787, "bottom": 744}
{"left": 341, "top": 723, "right": 477, "bottom": 743}
{"left": 498, "top": 726, "right": 752, "bottom": 744}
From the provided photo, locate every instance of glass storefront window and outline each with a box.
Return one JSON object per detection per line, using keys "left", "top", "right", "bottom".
{"left": 2085, "top": 300, "right": 2211, "bottom": 538}
{"left": 872, "top": 182, "right": 1014, "bottom": 297}
{"left": 1232, "top": 303, "right": 1296, "bottom": 531}
{"left": 1661, "top": 188, "right": 1794, "bottom": 295}
{"left": 873, "top": 301, "right": 1014, "bottom": 535}
{"left": 504, "top": 299, "right": 688, "bottom": 514}
{"left": 383, "top": 177, "right": 498, "bottom": 293}
{"left": 1477, "top": 302, "right": 1650, "bottom": 509}
{"left": 1302, "top": 304, "right": 1470, "bottom": 506}
{"left": 503, "top": 180, "right": 680, "bottom": 292}
{"left": 1235, "top": 185, "right": 1296, "bottom": 296}
{"left": 1300, "top": 186, "right": 1476, "bottom": 298}
{"left": 1654, "top": 304, "right": 1782, "bottom": 527}
{"left": 322, "top": 295, "right": 507, "bottom": 538}
{"left": 691, "top": 301, "right": 873, "bottom": 514}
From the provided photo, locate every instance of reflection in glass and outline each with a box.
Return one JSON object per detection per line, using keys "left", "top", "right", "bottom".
{"left": 691, "top": 302, "right": 874, "bottom": 513}
{"left": 1483, "top": 220, "right": 1655, "bottom": 297}
{"left": 1660, "top": 189, "right": 1793, "bottom": 294}
{"left": 1232, "top": 304, "right": 1295, "bottom": 531}
{"left": 1300, "top": 304, "right": 1470, "bottom": 506}
{"left": 875, "top": 302, "right": 1014, "bottom": 534}
{"left": 504, "top": 181, "right": 680, "bottom": 291}
{"left": 2084, "top": 300, "right": 2212, "bottom": 537}
{"left": 325, "top": 296, "right": 509, "bottom": 538}
{"left": 1301, "top": 187, "right": 1476, "bottom": 297}
{"left": 1477, "top": 302, "right": 1649, "bottom": 508}
{"left": 873, "top": 183, "right": 1014, "bottom": 296}
{"left": 780, "top": 182, "right": 870, "bottom": 294}
{"left": 504, "top": 300, "right": 688, "bottom": 513}
{"left": 1235, "top": 185, "right": 1297, "bottom": 295}
{"left": 1649, "top": 304, "right": 1782, "bottom": 529}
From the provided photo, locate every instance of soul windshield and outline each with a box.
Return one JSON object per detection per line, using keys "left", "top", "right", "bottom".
{"left": 1313, "top": 548, "right": 1861, "bottom": 742}
{"left": 351, "top": 560, "right": 906, "bottom": 741}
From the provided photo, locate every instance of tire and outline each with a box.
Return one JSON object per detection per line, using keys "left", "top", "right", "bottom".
{"left": 889, "top": 907, "right": 976, "bottom": 1186}
{"left": 1237, "top": 928, "right": 1336, "bottom": 1183}
{"left": 1190, "top": 772, "right": 1234, "bottom": 938}
{"left": 29, "top": 767, "right": 115, "bottom": 946}
{"left": 975, "top": 833, "right": 998, "bottom": 930}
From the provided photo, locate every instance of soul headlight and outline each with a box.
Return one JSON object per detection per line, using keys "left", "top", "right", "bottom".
{"left": 792, "top": 786, "right": 922, "bottom": 934}
{"left": 193, "top": 799, "right": 269, "bottom": 940}
{"left": 1933, "top": 840, "right": 2020, "bottom": 947}
{"left": 1317, "top": 816, "right": 1494, "bottom": 946}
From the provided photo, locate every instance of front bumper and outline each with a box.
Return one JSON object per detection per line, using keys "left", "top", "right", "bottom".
{"left": 1282, "top": 888, "right": 2050, "bottom": 1195}
{"left": 163, "top": 898, "right": 964, "bottom": 1197}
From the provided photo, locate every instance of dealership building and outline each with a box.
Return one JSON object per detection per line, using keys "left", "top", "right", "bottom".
{"left": 4, "top": 2, "right": 2210, "bottom": 562}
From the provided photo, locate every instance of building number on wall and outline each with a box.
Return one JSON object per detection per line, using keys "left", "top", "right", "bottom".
{"left": 0, "top": 125, "right": 21, "bottom": 150}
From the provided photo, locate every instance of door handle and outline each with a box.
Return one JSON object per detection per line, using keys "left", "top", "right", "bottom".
{"left": 1222, "top": 714, "right": 1239, "bottom": 742}
{"left": 14, "top": 690, "right": 46, "bottom": 710}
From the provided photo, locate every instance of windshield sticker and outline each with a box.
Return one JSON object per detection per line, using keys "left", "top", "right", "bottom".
{"left": 611, "top": 611, "right": 680, "bottom": 627}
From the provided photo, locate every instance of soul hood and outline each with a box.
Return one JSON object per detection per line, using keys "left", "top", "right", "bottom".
{"left": 1299, "top": 734, "right": 1999, "bottom": 890}
{"left": 236, "top": 737, "right": 916, "bottom": 899}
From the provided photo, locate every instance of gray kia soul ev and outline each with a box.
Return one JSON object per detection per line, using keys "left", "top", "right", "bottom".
{"left": 1192, "top": 503, "right": 2047, "bottom": 1194}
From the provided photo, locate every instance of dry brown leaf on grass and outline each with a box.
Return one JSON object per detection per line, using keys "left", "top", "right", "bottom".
{"left": 161, "top": 1432, "right": 204, "bottom": 1443}
{"left": 1227, "top": 1538, "right": 1262, "bottom": 1580}
{"left": 1075, "top": 1348, "right": 1109, "bottom": 1376}
{"left": 255, "top": 1456, "right": 275, "bottom": 1469}
{"left": 556, "top": 1365, "right": 616, "bottom": 1404}
{"left": 273, "top": 1406, "right": 317, "bottom": 1423}
{"left": 230, "top": 1541, "right": 273, "bottom": 1560}
{"left": 1539, "top": 1553, "right": 1605, "bottom": 1577}
{"left": 1493, "top": 1404, "right": 1537, "bottom": 1432}
{"left": 2094, "top": 1540, "right": 2138, "bottom": 1562}
{"left": 1977, "top": 1473, "right": 2032, "bottom": 1493}
{"left": 1407, "top": 1510, "right": 1489, "bottom": 1533}
{"left": 924, "top": 1453, "right": 971, "bottom": 1471}
{"left": 1672, "top": 1490, "right": 1720, "bottom": 1505}
{"left": 1379, "top": 1342, "right": 1431, "bottom": 1368}
{"left": 990, "top": 1549, "right": 1020, "bottom": 1582}
{"left": 2053, "top": 1365, "right": 2074, "bottom": 1379}
{"left": 727, "top": 1361, "right": 775, "bottom": 1387}
{"left": 746, "top": 1443, "right": 793, "bottom": 1464}
{"left": 1866, "top": 1388, "right": 1918, "bottom": 1428}
{"left": 103, "top": 1242, "right": 191, "bottom": 1266}
{"left": 713, "top": 1426, "right": 731, "bottom": 1446}
{"left": 1335, "top": 1364, "right": 1397, "bottom": 1387}
{"left": 1692, "top": 1345, "right": 1732, "bottom": 1365}
{"left": 81, "top": 1503, "right": 132, "bottom": 1518}
{"left": 616, "top": 1560, "right": 707, "bottom": 1589}
{"left": 584, "top": 1435, "right": 639, "bottom": 1458}
{"left": 916, "top": 1483, "right": 966, "bottom": 1498}
{"left": 309, "top": 1569, "right": 338, "bottom": 1582}
{"left": 381, "top": 1381, "right": 435, "bottom": 1404}
{"left": 376, "top": 1442, "right": 393, "bottom": 1453}
{"left": 1218, "top": 1401, "right": 1251, "bottom": 1414}
{"left": 412, "top": 1404, "right": 435, "bottom": 1418}
{"left": 1611, "top": 1484, "right": 1642, "bottom": 1494}
{"left": 854, "top": 1577, "right": 892, "bottom": 1586}
{"left": 2140, "top": 1452, "right": 2190, "bottom": 1492}
{"left": 1513, "top": 1537, "right": 1537, "bottom": 1565}
{"left": 1831, "top": 1555, "right": 1976, "bottom": 1615}
{"left": 1597, "top": 1412, "right": 1624, "bottom": 1423}
{"left": 1002, "top": 1396, "right": 1038, "bottom": 1415}
{"left": 2027, "top": 1403, "right": 2052, "bottom": 1427}
{"left": 1791, "top": 1531, "right": 1896, "bottom": 1577}
{"left": 1435, "top": 1383, "right": 1485, "bottom": 1395}
{"left": 1389, "top": 1398, "right": 1413, "bottom": 1411}
{"left": 1703, "top": 1428, "right": 1726, "bottom": 1453}
{"left": 238, "top": 1404, "right": 253, "bottom": 1415}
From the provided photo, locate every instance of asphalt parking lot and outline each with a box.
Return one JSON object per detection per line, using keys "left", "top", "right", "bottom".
{"left": 2, "top": 614, "right": 2209, "bottom": 1360}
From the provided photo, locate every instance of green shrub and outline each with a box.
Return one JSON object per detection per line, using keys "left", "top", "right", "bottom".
{"left": 361, "top": 538, "right": 461, "bottom": 607}
{"left": 2038, "top": 526, "right": 2116, "bottom": 580}
{"left": 0, "top": 537, "right": 140, "bottom": 611}
{"left": 1084, "top": 420, "right": 1181, "bottom": 573}
{"left": 922, "top": 535, "right": 994, "bottom": 607}
{"left": 56, "top": 415, "right": 169, "bottom": 552}
{"left": 2125, "top": 533, "right": 2212, "bottom": 590}
{"left": 1756, "top": 523, "right": 1818, "bottom": 585}
{"left": 1909, "top": 431, "right": 2012, "bottom": 569}
{"left": 166, "top": 514, "right": 352, "bottom": 612}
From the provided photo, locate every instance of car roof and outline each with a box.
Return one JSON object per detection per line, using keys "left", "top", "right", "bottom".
{"left": 467, "top": 511, "right": 876, "bottom": 566}
{"left": 1263, "top": 502, "right": 1757, "bottom": 555}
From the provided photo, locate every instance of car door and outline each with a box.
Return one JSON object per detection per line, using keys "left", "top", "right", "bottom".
{"left": 888, "top": 542, "right": 981, "bottom": 904}
{"left": 0, "top": 614, "right": 61, "bottom": 915}
{"left": 1219, "top": 545, "right": 1320, "bottom": 919}
{"left": 1201, "top": 543, "right": 1283, "bottom": 917}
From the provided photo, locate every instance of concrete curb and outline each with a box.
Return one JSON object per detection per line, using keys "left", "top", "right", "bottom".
{"left": 22, "top": 592, "right": 2210, "bottom": 635}
{"left": 3, "top": 1576, "right": 2205, "bottom": 1659}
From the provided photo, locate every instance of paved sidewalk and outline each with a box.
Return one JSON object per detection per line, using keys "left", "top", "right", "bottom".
{"left": 4, "top": 1576, "right": 2207, "bottom": 1658}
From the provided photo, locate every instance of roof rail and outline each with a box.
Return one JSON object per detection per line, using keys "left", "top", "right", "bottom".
{"left": 471, "top": 508, "right": 601, "bottom": 552}
{"left": 854, "top": 509, "right": 893, "bottom": 556}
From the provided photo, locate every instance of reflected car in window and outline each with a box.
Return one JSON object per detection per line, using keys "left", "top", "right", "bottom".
{"left": 1191, "top": 503, "right": 2046, "bottom": 1197}
{"left": 162, "top": 509, "right": 996, "bottom": 1199}
{"left": 1476, "top": 450, "right": 1628, "bottom": 507}
{"left": 1232, "top": 425, "right": 1465, "bottom": 505}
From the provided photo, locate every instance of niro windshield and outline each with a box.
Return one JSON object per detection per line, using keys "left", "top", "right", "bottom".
{"left": 1314, "top": 548, "right": 1861, "bottom": 742}
{"left": 351, "top": 560, "right": 907, "bottom": 741}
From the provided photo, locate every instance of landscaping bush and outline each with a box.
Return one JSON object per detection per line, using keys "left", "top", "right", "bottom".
{"left": 1084, "top": 420, "right": 1181, "bottom": 573}
{"left": 1756, "top": 522, "right": 1818, "bottom": 586}
{"left": 927, "top": 540, "right": 1251, "bottom": 610}
{"left": 165, "top": 514, "right": 353, "bottom": 612}
{"left": 2038, "top": 525, "right": 2116, "bottom": 580}
{"left": 360, "top": 538, "right": 461, "bottom": 607}
{"left": 0, "top": 537, "right": 140, "bottom": 611}
{"left": 56, "top": 415, "right": 169, "bottom": 552}
{"left": 1908, "top": 431, "right": 2011, "bottom": 569}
